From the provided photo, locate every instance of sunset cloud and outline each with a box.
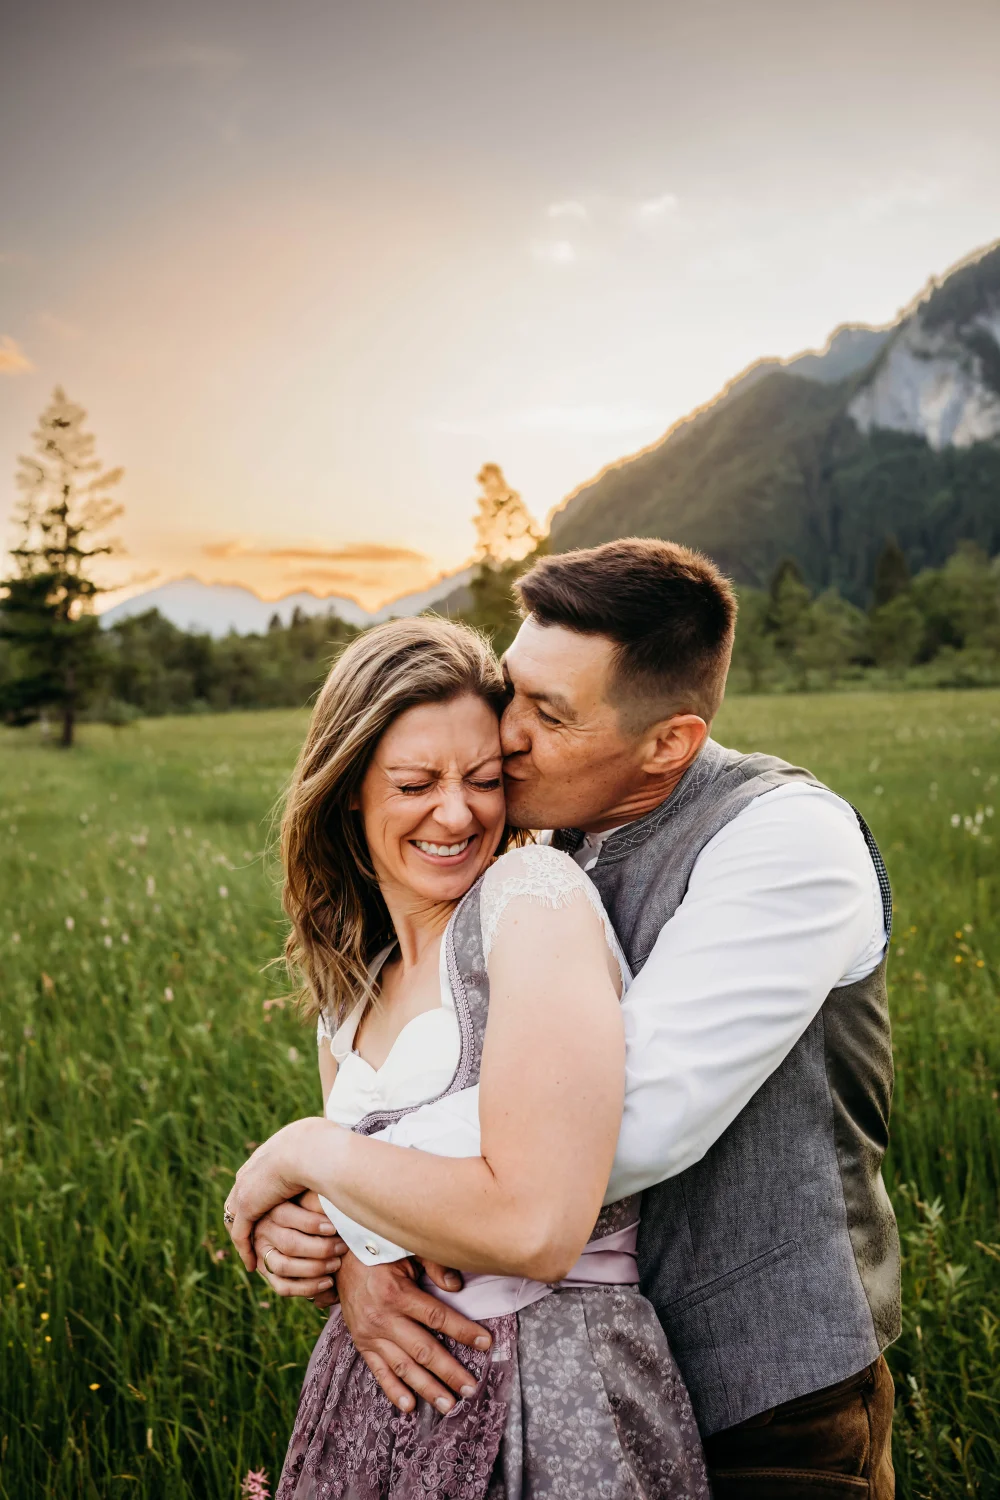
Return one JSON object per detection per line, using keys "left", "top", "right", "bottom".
{"left": 547, "top": 200, "right": 588, "bottom": 221}
{"left": 531, "top": 239, "right": 577, "bottom": 265}
{"left": 635, "top": 192, "right": 679, "bottom": 222}
{"left": 0, "top": 335, "right": 34, "bottom": 374}
{"left": 202, "top": 539, "right": 428, "bottom": 565}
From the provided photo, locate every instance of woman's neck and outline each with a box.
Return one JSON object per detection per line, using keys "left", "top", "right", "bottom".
{"left": 380, "top": 884, "right": 456, "bottom": 970}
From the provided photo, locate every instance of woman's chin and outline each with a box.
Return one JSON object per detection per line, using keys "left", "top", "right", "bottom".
{"left": 403, "top": 838, "right": 490, "bottom": 896}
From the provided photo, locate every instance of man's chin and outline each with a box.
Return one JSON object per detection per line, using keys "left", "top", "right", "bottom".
{"left": 504, "top": 780, "right": 555, "bottom": 832}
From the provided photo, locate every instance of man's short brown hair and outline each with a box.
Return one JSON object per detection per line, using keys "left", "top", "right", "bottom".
{"left": 515, "top": 537, "right": 737, "bottom": 728}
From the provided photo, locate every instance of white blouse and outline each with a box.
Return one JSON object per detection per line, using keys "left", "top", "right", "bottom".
{"left": 315, "top": 845, "right": 629, "bottom": 1264}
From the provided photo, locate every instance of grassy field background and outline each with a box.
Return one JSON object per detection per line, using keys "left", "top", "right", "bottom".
{"left": 1, "top": 694, "right": 998, "bottom": 1498}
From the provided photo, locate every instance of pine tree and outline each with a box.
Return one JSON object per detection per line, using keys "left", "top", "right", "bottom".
{"left": 0, "top": 388, "right": 123, "bottom": 745}
{"left": 872, "top": 536, "right": 911, "bottom": 609}
{"left": 473, "top": 464, "right": 541, "bottom": 565}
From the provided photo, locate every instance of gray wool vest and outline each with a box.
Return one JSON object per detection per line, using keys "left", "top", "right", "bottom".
{"left": 582, "top": 737, "right": 901, "bottom": 1436}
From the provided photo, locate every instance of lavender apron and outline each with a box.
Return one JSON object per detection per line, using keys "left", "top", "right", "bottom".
{"left": 277, "top": 877, "right": 708, "bottom": 1500}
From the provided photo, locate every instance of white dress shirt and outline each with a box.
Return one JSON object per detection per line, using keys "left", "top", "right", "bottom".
{"left": 602, "top": 781, "right": 887, "bottom": 1201}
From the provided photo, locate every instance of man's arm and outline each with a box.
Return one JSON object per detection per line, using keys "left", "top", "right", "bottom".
{"left": 606, "top": 785, "right": 887, "bottom": 1200}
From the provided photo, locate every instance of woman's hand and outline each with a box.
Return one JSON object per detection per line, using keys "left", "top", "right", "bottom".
{"left": 224, "top": 1118, "right": 332, "bottom": 1272}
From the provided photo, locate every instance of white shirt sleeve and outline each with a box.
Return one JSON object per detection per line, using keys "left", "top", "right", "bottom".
{"left": 604, "top": 783, "right": 888, "bottom": 1203}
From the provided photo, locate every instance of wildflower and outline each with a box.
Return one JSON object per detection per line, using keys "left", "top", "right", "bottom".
{"left": 873, "top": 785, "right": 883, "bottom": 797}
{"left": 103, "top": 935, "right": 113, "bottom": 948}
{"left": 950, "top": 814, "right": 961, "bottom": 827}
{"left": 121, "top": 933, "right": 130, "bottom": 944}
{"left": 214, "top": 1248, "right": 227, "bottom": 1262}
{"left": 89, "top": 1383, "right": 100, "bottom": 1390}
{"left": 65, "top": 916, "right": 75, "bottom": 931}
{"left": 146, "top": 876, "right": 156, "bottom": 897}
{"left": 218, "top": 886, "right": 228, "bottom": 899}
{"left": 79, "top": 812, "right": 89, "bottom": 824}
{"left": 288, "top": 1046, "right": 300, "bottom": 1063}
{"left": 241, "top": 1471, "right": 271, "bottom": 1499}
{"left": 954, "top": 955, "right": 962, "bottom": 964}
{"left": 11, "top": 933, "right": 20, "bottom": 944}
{"left": 955, "top": 931, "right": 963, "bottom": 939}
{"left": 45, "top": 1335, "right": 51, "bottom": 1343}
{"left": 41, "top": 1312, "right": 49, "bottom": 1322}
{"left": 163, "top": 987, "right": 174, "bottom": 1002}
{"left": 977, "top": 960, "right": 985, "bottom": 968}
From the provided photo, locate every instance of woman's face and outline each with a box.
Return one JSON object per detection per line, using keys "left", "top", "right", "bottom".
{"left": 359, "top": 693, "right": 506, "bottom": 905}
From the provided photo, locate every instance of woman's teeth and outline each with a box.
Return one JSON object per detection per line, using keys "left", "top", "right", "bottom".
{"left": 413, "top": 837, "right": 473, "bottom": 857}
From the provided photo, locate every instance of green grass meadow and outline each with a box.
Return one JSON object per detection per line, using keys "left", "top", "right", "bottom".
{"left": 1, "top": 695, "right": 998, "bottom": 1498}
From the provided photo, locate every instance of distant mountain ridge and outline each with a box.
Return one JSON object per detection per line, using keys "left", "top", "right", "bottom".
{"left": 101, "top": 569, "right": 475, "bottom": 639}
{"left": 550, "top": 239, "right": 1000, "bottom": 601}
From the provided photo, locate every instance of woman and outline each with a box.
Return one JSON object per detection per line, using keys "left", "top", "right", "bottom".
{"left": 224, "top": 618, "right": 707, "bottom": 1500}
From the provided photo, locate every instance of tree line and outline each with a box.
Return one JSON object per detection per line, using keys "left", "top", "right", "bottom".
{"left": 2, "top": 389, "right": 999, "bottom": 745}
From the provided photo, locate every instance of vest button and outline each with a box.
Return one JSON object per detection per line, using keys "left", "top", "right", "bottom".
{"left": 365, "top": 1242, "right": 379, "bottom": 1256}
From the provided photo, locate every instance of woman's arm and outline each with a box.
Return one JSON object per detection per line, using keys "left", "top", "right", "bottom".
{"left": 228, "top": 890, "right": 624, "bottom": 1282}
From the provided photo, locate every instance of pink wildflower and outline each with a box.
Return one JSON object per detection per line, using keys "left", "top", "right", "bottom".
{"left": 241, "top": 1470, "right": 271, "bottom": 1499}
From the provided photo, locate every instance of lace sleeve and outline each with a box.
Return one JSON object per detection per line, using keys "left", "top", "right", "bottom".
{"left": 316, "top": 1007, "right": 336, "bottom": 1047}
{"left": 480, "top": 844, "right": 630, "bottom": 987}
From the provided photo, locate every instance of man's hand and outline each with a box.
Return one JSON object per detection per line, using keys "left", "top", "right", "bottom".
{"left": 254, "top": 1192, "right": 347, "bottom": 1307}
{"left": 336, "top": 1252, "right": 492, "bottom": 1415}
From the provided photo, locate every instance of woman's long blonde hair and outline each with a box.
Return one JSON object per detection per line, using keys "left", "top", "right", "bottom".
{"left": 281, "top": 616, "right": 512, "bottom": 1026}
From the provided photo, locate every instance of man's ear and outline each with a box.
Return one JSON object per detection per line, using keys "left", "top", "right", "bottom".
{"left": 639, "top": 714, "right": 708, "bottom": 778}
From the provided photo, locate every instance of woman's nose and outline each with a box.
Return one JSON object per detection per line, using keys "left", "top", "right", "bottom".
{"left": 435, "top": 784, "right": 475, "bottom": 832}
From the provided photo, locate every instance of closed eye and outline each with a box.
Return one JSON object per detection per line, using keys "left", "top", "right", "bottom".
{"left": 470, "top": 777, "right": 502, "bottom": 791}
{"left": 398, "top": 782, "right": 433, "bottom": 795}
{"left": 537, "top": 707, "right": 561, "bottom": 727}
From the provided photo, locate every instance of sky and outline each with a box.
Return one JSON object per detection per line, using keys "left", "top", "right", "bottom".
{"left": 2, "top": 0, "right": 1000, "bottom": 610}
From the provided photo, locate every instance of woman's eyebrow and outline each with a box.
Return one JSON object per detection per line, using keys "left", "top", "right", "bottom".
{"left": 385, "top": 755, "right": 501, "bottom": 776}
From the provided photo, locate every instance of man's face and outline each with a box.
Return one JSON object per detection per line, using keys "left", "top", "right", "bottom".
{"left": 501, "top": 617, "right": 645, "bottom": 832}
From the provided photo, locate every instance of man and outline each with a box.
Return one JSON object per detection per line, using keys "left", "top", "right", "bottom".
{"left": 257, "top": 538, "right": 899, "bottom": 1497}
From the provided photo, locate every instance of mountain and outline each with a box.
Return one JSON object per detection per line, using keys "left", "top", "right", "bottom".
{"left": 549, "top": 240, "right": 1000, "bottom": 602}
{"left": 100, "top": 568, "right": 475, "bottom": 638}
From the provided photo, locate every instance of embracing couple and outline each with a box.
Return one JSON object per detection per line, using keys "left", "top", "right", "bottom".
{"left": 225, "top": 538, "right": 900, "bottom": 1499}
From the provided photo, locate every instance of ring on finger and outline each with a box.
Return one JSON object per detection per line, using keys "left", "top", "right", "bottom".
{"left": 262, "top": 1247, "right": 277, "bottom": 1275}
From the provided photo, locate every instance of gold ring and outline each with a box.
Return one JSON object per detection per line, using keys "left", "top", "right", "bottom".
{"left": 263, "top": 1247, "right": 277, "bottom": 1275}
{"left": 223, "top": 1207, "right": 235, "bottom": 1228}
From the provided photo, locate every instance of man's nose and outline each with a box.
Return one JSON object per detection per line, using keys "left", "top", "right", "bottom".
{"left": 501, "top": 700, "right": 530, "bottom": 756}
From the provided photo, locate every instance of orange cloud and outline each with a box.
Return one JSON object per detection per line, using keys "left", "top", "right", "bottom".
{"left": 202, "top": 539, "right": 428, "bottom": 566}
{"left": 0, "top": 335, "right": 34, "bottom": 374}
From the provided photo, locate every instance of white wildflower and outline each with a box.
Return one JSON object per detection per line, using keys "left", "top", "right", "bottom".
{"left": 163, "top": 987, "right": 174, "bottom": 1002}
{"left": 288, "top": 1046, "right": 300, "bottom": 1063}
{"left": 146, "top": 876, "right": 156, "bottom": 897}
{"left": 65, "top": 916, "right": 75, "bottom": 931}
{"left": 218, "top": 886, "right": 228, "bottom": 899}
{"left": 121, "top": 932, "right": 130, "bottom": 945}
{"left": 951, "top": 814, "right": 961, "bottom": 827}
{"left": 103, "top": 935, "right": 113, "bottom": 948}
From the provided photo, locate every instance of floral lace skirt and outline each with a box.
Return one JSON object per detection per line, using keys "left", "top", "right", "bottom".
{"left": 277, "top": 1286, "right": 709, "bottom": 1500}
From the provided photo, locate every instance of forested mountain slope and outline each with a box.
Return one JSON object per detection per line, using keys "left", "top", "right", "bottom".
{"left": 549, "top": 241, "right": 1000, "bottom": 602}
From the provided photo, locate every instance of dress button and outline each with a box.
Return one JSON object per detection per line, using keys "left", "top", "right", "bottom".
{"left": 365, "top": 1242, "right": 379, "bottom": 1256}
